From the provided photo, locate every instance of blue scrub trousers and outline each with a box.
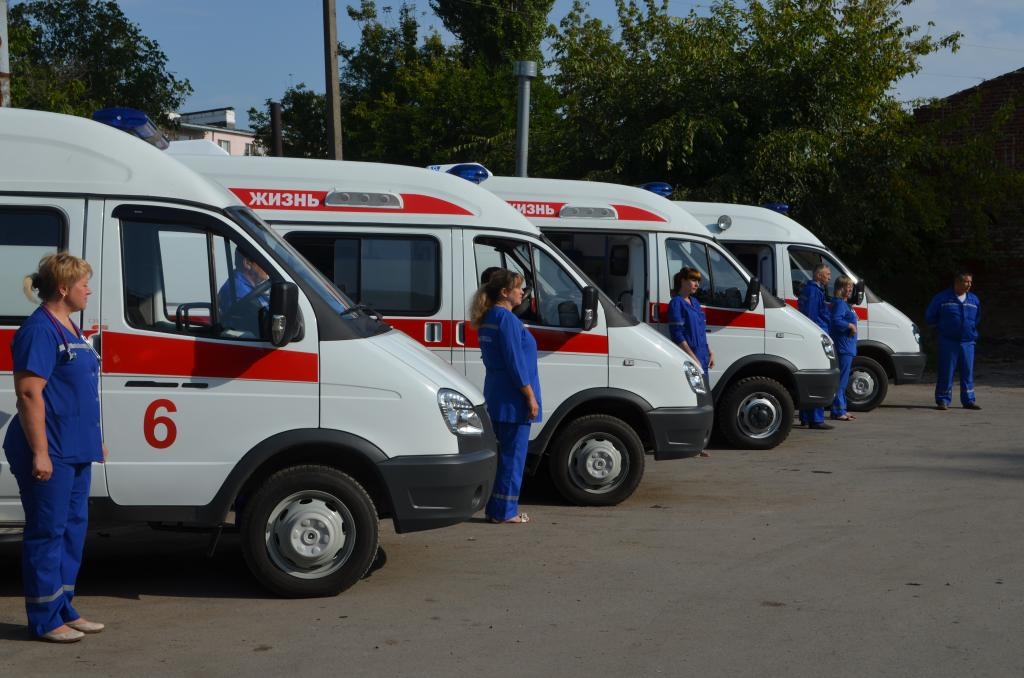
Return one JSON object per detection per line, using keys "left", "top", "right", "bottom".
{"left": 935, "top": 338, "right": 976, "bottom": 406}
{"left": 831, "top": 354, "right": 854, "bottom": 418}
{"left": 11, "top": 458, "right": 91, "bottom": 637}
{"left": 799, "top": 407, "right": 825, "bottom": 426}
{"left": 486, "top": 421, "right": 531, "bottom": 521}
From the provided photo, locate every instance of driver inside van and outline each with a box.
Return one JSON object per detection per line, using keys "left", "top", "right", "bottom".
{"left": 218, "top": 249, "right": 269, "bottom": 316}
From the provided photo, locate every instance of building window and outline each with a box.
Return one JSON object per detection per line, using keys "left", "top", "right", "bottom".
{"left": 217, "top": 139, "right": 231, "bottom": 153}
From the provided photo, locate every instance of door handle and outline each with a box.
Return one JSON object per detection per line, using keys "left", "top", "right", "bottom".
{"left": 455, "top": 321, "right": 466, "bottom": 346}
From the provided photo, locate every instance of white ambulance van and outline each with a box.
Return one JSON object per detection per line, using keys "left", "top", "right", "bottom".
{"left": 173, "top": 154, "right": 714, "bottom": 507}
{"left": 478, "top": 175, "right": 839, "bottom": 450}
{"left": 0, "top": 109, "right": 499, "bottom": 597}
{"left": 678, "top": 202, "right": 926, "bottom": 411}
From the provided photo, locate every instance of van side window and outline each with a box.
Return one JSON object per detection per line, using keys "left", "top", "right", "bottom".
{"left": 121, "top": 220, "right": 272, "bottom": 340}
{"left": 285, "top": 234, "right": 440, "bottom": 316}
{"left": 0, "top": 208, "right": 64, "bottom": 323}
{"left": 665, "top": 238, "right": 747, "bottom": 310}
{"left": 474, "top": 237, "right": 584, "bottom": 329}
{"left": 789, "top": 247, "right": 844, "bottom": 301}
{"left": 545, "top": 231, "right": 646, "bottom": 320}
{"left": 724, "top": 243, "right": 776, "bottom": 295}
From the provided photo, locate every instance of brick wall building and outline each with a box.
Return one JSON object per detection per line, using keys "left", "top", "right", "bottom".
{"left": 914, "top": 67, "right": 1024, "bottom": 345}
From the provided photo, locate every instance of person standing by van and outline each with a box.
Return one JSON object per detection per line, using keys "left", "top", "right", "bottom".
{"left": 926, "top": 271, "right": 981, "bottom": 410}
{"left": 4, "top": 254, "right": 107, "bottom": 642}
{"left": 829, "top": 276, "right": 858, "bottom": 421}
{"left": 667, "top": 267, "right": 714, "bottom": 456}
{"left": 798, "top": 264, "right": 833, "bottom": 430}
{"left": 470, "top": 269, "right": 541, "bottom": 524}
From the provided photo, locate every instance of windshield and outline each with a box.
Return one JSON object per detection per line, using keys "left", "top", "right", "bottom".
{"left": 227, "top": 206, "right": 388, "bottom": 338}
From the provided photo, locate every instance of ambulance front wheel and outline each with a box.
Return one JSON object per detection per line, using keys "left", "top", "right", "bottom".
{"left": 717, "top": 376, "right": 794, "bottom": 450}
{"left": 240, "top": 465, "right": 379, "bottom": 598}
{"left": 846, "top": 356, "right": 888, "bottom": 412}
{"left": 548, "top": 414, "right": 645, "bottom": 507}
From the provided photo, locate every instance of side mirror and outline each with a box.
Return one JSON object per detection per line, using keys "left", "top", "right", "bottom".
{"left": 581, "top": 286, "right": 599, "bottom": 331}
{"left": 852, "top": 279, "right": 866, "bottom": 306}
{"left": 266, "top": 281, "right": 301, "bottom": 346}
{"left": 745, "top": 277, "right": 761, "bottom": 311}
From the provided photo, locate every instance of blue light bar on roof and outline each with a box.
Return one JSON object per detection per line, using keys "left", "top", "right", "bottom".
{"left": 426, "top": 162, "right": 493, "bottom": 184}
{"left": 762, "top": 202, "right": 790, "bottom": 215}
{"left": 638, "top": 181, "right": 674, "bottom": 198}
{"left": 92, "top": 107, "right": 170, "bottom": 150}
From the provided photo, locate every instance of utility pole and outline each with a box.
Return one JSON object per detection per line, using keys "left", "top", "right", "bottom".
{"left": 513, "top": 61, "right": 537, "bottom": 177}
{"left": 1, "top": 0, "right": 11, "bottom": 108}
{"left": 323, "top": 0, "right": 342, "bottom": 159}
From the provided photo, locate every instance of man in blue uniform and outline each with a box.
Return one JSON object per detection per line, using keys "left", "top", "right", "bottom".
{"left": 797, "top": 264, "right": 834, "bottom": 430}
{"left": 926, "top": 271, "right": 981, "bottom": 410}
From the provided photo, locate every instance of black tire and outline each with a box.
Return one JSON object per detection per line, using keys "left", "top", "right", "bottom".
{"left": 240, "top": 465, "right": 378, "bottom": 598}
{"left": 547, "top": 414, "right": 645, "bottom": 507}
{"left": 717, "top": 376, "right": 794, "bottom": 450}
{"left": 846, "top": 356, "right": 889, "bottom": 412}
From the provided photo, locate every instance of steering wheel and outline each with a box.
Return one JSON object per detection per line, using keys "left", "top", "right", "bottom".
{"left": 223, "top": 278, "right": 272, "bottom": 335}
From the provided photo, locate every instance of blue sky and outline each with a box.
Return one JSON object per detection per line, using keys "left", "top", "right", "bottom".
{"left": 49, "top": 1, "right": 1024, "bottom": 129}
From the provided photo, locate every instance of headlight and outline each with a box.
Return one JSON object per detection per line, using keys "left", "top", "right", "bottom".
{"left": 820, "top": 333, "right": 836, "bottom": 360}
{"left": 683, "top": 361, "right": 707, "bottom": 394}
{"left": 437, "top": 389, "right": 484, "bottom": 436}
{"left": 912, "top": 323, "right": 921, "bottom": 345}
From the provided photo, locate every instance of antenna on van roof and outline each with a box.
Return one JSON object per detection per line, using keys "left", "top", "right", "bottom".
{"left": 92, "top": 107, "right": 170, "bottom": 150}
{"left": 638, "top": 181, "right": 673, "bottom": 198}
{"left": 762, "top": 202, "right": 789, "bottom": 215}
{"left": 425, "top": 163, "right": 492, "bottom": 184}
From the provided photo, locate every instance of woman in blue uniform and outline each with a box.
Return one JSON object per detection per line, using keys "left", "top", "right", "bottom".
{"left": 828, "top": 276, "right": 858, "bottom": 421}
{"left": 470, "top": 269, "right": 541, "bottom": 524}
{"left": 668, "top": 267, "right": 713, "bottom": 455}
{"left": 4, "top": 253, "right": 106, "bottom": 642}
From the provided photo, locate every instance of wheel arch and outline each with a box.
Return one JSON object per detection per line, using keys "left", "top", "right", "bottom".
{"left": 856, "top": 340, "right": 896, "bottom": 380}
{"left": 713, "top": 354, "right": 798, "bottom": 403}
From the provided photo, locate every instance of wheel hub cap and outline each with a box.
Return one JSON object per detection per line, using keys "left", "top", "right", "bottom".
{"left": 737, "top": 394, "right": 781, "bottom": 439}
{"left": 272, "top": 497, "right": 347, "bottom": 570}
{"left": 850, "top": 370, "right": 875, "bottom": 397}
{"left": 573, "top": 438, "right": 622, "bottom": 485}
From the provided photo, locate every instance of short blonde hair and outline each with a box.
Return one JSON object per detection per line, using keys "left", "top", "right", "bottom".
{"left": 833, "top": 275, "right": 854, "bottom": 296}
{"left": 27, "top": 253, "right": 93, "bottom": 302}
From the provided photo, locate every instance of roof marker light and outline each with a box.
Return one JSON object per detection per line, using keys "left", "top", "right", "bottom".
{"left": 92, "top": 107, "right": 170, "bottom": 150}
{"left": 559, "top": 205, "right": 617, "bottom": 219}
{"left": 426, "top": 162, "right": 493, "bottom": 184}
{"left": 639, "top": 181, "right": 674, "bottom": 198}
{"left": 762, "top": 202, "right": 789, "bottom": 215}
{"left": 324, "top": 191, "right": 403, "bottom": 208}
{"left": 716, "top": 215, "right": 732, "bottom": 231}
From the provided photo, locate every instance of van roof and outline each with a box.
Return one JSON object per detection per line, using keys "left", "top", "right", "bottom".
{"left": 482, "top": 176, "right": 708, "bottom": 234}
{"left": 676, "top": 201, "right": 826, "bottom": 248}
{"left": 0, "top": 108, "right": 238, "bottom": 208}
{"left": 176, "top": 155, "right": 542, "bottom": 237}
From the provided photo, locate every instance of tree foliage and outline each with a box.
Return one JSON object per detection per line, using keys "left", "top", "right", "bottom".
{"left": 248, "top": 84, "right": 330, "bottom": 159}
{"left": 8, "top": 0, "right": 192, "bottom": 120}
{"left": 429, "top": 0, "right": 555, "bottom": 65}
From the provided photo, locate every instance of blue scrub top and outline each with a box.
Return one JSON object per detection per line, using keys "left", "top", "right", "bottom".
{"left": 828, "top": 298, "right": 858, "bottom": 356}
{"left": 798, "top": 280, "right": 829, "bottom": 332}
{"left": 925, "top": 288, "right": 980, "bottom": 343}
{"left": 3, "top": 306, "right": 103, "bottom": 466}
{"left": 667, "top": 294, "right": 710, "bottom": 371}
{"left": 478, "top": 306, "right": 542, "bottom": 424}
{"left": 218, "top": 269, "right": 268, "bottom": 315}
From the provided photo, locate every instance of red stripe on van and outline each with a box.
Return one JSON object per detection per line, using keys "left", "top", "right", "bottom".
{"left": 387, "top": 318, "right": 609, "bottom": 355}
{"left": 229, "top": 188, "right": 473, "bottom": 216}
{"left": 786, "top": 298, "right": 868, "bottom": 321}
{"left": 610, "top": 205, "right": 667, "bottom": 222}
{"left": 0, "top": 328, "right": 15, "bottom": 371}
{"left": 102, "top": 332, "right": 318, "bottom": 382}
{"left": 653, "top": 303, "right": 765, "bottom": 329}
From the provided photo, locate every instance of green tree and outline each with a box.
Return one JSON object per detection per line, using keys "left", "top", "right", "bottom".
{"left": 248, "top": 84, "right": 330, "bottom": 159}
{"left": 429, "top": 0, "right": 555, "bottom": 65}
{"left": 8, "top": 0, "right": 192, "bottom": 120}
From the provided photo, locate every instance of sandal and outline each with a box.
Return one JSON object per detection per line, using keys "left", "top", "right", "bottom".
{"left": 698, "top": 451, "right": 710, "bottom": 458}
{"left": 489, "top": 513, "right": 530, "bottom": 524}
{"left": 831, "top": 414, "right": 855, "bottom": 421}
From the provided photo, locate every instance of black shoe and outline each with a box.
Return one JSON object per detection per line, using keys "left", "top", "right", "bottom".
{"left": 935, "top": 403, "right": 948, "bottom": 411}
{"left": 963, "top": 403, "right": 981, "bottom": 410}
{"left": 808, "top": 422, "right": 834, "bottom": 430}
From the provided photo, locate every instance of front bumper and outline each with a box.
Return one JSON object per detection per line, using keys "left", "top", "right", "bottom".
{"left": 793, "top": 368, "right": 840, "bottom": 409}
{"left": 647, "top": 391, "right": 715, "bottom": 460}
{"left": 891, "top": 351, "right": 926, "bottom": 384}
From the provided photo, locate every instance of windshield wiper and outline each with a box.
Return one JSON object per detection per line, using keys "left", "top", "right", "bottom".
{"left": 339, "top": 303, "right": 384, "bottom": 321}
